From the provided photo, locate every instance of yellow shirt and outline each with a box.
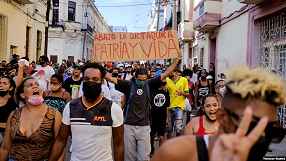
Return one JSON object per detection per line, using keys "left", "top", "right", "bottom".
{"left": 166, "top": 77, "right": 189, "bottom": 110}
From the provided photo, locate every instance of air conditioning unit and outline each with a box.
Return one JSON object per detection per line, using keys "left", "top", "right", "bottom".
{"left": 239, "top": 0, "right": 264, "bottom": 4}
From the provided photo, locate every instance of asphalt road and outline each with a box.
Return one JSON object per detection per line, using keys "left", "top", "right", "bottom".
{"left": 266, "top": 137, "right": 286, "bottom": 157}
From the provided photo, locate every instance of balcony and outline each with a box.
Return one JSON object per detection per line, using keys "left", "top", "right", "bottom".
{"left": 194, "top": 0, "right": 222, "bottom": 32}
{"left": 178, "top": 21, "right": 194, "bottom": 41}
{"left": 239, "top": 0, "right": 264, "bottom": 4}
{"left": 13, "top": 0, "right": 32, "bottom": 4}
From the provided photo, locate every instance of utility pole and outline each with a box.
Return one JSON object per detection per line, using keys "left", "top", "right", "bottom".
{"left": 44, "top": 0, "right": 51, "bottom": 57}
{"left": 172, "top": 0, "right": 177, "bottom": 31}
{"left": 156, "top": 0, "right": 160, "bottom": 31}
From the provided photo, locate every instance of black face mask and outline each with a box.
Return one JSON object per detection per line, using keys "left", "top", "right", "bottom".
{"left": 82, "top": 81, "right": 102, "bottom": 100}
{"left": 0, "top": 90, "right": 9, "bottom": 97}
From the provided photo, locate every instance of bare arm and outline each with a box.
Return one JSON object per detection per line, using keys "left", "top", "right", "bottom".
{"left": 184, "top": 120, "right": 195, "bottom": 135}
{"left": 16, "top": 63, "right": 24, "bottom": 87}
{"left": 112, "top": 125, "right": 124, "bottom": 161}
{"left": 160, "top": 59, "right": 180, "bottom": 80}
{"left": 120, "top": 95, "right": 126, "bottom": 109}
{"left": 0, "top": 112, "right": 14, "bottom": 161}
{"left": 0, "top": 123, "right": 6, "bottom": 129}
{"left": 194, "top": 82, "right": 199, "bottom": 107}
{"left": 151, "top": 136, "right": 197, "bottom": 161}
{"left": 53, "top": 111, "right": 65, "bottom": 161}
{"left": 48, "top": 124, "right": 70, "bottom": 161}
{"left": 64, "top": 92, "right": 71, "bottom": 102}
{"left": 105, "top": 73, "right": 118, "bottom": 85}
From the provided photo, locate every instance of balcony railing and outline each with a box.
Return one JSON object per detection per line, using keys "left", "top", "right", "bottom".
{"left": 193, "top": 0, "right": 222, "bottom": 32}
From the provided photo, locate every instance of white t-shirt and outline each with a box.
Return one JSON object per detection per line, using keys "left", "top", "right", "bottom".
{"left": 191, "top": 73, "right": 198, "bottom": 83}
{"left": 107, "top": 82, "right": 124, "bottom": 107}
{"left": 62, "top": 100, "right": 124, "bottom": 161}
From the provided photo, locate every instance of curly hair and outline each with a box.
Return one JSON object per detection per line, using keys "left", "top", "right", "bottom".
{"left": 225, "top": 66, "right": 286, "bottom": 106}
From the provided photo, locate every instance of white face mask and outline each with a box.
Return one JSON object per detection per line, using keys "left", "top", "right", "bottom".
{"left": 219, "top": 86, "right": 226, "bottom": 96}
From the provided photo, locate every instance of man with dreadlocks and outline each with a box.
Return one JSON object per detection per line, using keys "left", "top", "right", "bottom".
{"left": 151, "top": 66, "right": 286, "bottom": 161}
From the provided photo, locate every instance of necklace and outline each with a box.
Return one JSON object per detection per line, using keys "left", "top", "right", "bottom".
{"left": 82, "top": 96, "right": 103, "bottom": 110}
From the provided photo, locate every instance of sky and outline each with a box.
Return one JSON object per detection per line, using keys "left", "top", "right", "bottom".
{"left": 95, "top": 0, "right": 154, "bottom": 32}
{"left": 95, "top": 0, "right": 201, "bottom": 32}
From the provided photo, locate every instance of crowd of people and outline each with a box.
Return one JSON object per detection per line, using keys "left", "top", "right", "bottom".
{"left": 0, "top": 54, "right": 285, "bottom": 161}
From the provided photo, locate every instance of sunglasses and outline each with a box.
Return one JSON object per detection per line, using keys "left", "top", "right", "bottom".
{"left": 224, "top": 108, "right": 286, "bottom": 143}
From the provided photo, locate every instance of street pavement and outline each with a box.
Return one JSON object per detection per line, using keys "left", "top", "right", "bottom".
{"left": 266, "top": 136, "right": 286, "bottom": 157}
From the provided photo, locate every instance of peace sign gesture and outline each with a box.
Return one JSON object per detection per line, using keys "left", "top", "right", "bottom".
{"left": 210, "top": 107, "right": 269, "bottom": 161}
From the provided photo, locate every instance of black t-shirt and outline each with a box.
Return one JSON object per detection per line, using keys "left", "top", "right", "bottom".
{"left": 0, "top": 98, "right": 18, "bottom": 132}
{"left": 150, "top": 88, "right": 170, "bottom": 111}
{"left": 63, "top": 77, "right": 82, "bottom": 95}
{"left": 115, "top": 77, "right": 162, "bottom": 126}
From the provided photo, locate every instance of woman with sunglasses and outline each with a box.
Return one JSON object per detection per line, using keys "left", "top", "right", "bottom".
{"left": 184, "top": 94, "right": 220, "bottom": 136}
{"left": 44, "top": 74, "right": 71, "bottom": 114}
{"left": 0, "top": 77, "right": 63, "bottom": 161}
{"left": 151, "top": 66, "right": 286, "bottom": 161}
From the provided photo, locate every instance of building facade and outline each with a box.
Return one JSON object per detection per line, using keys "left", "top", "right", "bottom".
{"left": 47, "top": 0, "right": 111, "bottom": 64}
{"left": 178, "top": 0, "right": 194, "bottom": 67}
{"left": 192, "top": 0, "right": 286, "bottom": 80}
{"left": 148, "top": 0, "right": 194, "bottom": 67}
{"left": 148, "top": 0, "right": 166, "bottom": 31}
{"left": 0, "top": 0, "right": 46, "bottom": 61}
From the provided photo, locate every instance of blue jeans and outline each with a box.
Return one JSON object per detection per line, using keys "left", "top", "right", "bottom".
{"left": 168, "top": 108, "right": 185, "bottom": 137}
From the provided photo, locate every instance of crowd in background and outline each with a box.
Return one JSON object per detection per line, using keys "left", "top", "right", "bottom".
{"left": 0, "top": 54, "right": 285, "bottom": 161}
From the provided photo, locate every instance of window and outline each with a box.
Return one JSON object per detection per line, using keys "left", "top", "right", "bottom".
{"left": 52, "top": 0, "right": 59, "bottom": 25}
{"left": 200, "top": 48, "right": 204, "bottom": 67}
{"left": 0, "top": 15, "right": 7, "bottom": 60}
{"left": 68, "top": 56, "right": 74, "bottom": 63}
{"left": 53, "top": 0, "right": 59, "bottom": 7}
{"left": 10, "top": 45, "right": 18, "bottom": 56}
{"left": 50, "top": 55, "right": 58, "bottom": 64}
{"left": 26, "top": 26, "right": 31, "bottom": 58}
{"left": 68, "top": 1, "right": 76, "bottom": 21}
{"left": 36, "top": 30, "right": 42, "bottom": 60}
{"left": 257, "top": 9, "right": 286, "bottom": 79}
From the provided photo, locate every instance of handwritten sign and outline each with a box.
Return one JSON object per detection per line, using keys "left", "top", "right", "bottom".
{"left": 92, "top": 31, "right": 180, "bottom": 62}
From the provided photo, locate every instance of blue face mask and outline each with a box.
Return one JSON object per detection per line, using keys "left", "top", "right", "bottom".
{"left": 135, "top": 79, "right": 145, "bottom": 88}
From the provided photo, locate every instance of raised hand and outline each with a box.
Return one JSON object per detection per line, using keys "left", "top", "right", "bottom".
{"left": 210, "top": 107, "right": 268, "bottom": 161}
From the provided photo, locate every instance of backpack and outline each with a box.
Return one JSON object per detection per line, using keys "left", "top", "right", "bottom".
{"left": 124, "top": 80, "right": 151, "bottom": 121}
